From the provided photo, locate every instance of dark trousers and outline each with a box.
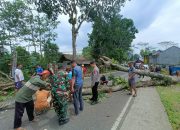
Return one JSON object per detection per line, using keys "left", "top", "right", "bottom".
{"left": 73, "top": 86, "right": 83, "bottom": 115}
{"left": 14, "top": 100, "right": 34, "bottom": 129}
{"left": 92, "top": 82, "right": 99, "bottom": 101}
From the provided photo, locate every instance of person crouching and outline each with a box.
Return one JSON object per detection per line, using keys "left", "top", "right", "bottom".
{"left": 14, "top": 70, "right": 50, "bottom": 130}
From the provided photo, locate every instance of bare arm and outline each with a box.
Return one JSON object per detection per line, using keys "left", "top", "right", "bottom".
{"left": 129, "top": 73, "right": 136, "bottom": 79}
{"left": 71, "top": 76, "right": 75, "bottom": 92}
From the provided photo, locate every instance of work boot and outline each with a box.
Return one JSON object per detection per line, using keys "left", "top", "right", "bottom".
{"left": 89, "top": 97, "right": 93, "bottom": 101}
{"left": 59, "top": 118, "right": 70, "bottom": 125}
{"left": 91, "top": 101, "right": 98, "bottom": 105}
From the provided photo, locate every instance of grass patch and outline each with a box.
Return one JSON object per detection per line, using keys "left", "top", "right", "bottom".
{"left": 157, "top": 85, "right": 180, "bottom": 130}
{"left": 0, "top": 89, "right": 15, "bottom": 102}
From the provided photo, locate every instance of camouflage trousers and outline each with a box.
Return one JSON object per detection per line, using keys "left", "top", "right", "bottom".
{"left": 52, "top": 94, "right": 68, "bottom": 123}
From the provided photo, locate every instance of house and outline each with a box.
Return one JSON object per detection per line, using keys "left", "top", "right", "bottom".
{"left": 149, "top": 46, "right": 180, "bottom": 65}
{"left": 60, "top": 54, "right": 91, "bottom": 67}
{"left": 149, "top": 50, "right": 162, "bottom": 64}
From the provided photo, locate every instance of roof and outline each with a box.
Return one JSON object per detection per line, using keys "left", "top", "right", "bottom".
{"left": 150, "top": 50, "right": 162, "bottom": 56}
{"left": 162, "top": 46, "right": 180, "bottom": 53}
{"left": 61, "top": 54, "right": 91, "bottom": 64}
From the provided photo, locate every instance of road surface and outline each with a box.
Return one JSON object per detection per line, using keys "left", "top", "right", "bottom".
{"left": 0, "top": 71, "right": 132, "bottom": 130}
{"left": 0, "top": 90, "right": 132, "bottom": 130}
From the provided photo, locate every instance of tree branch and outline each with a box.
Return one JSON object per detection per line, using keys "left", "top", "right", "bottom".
{"left": 76, "top": 0, "right": 101, "bottom": 32}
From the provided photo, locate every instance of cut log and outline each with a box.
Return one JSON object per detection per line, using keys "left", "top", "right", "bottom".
{"left": 0, "top": 71, "right": 14, "bottom": 82}
{"left": 0, "top": 83, "right": 14, "bottom": 89}
{"left": 82, "top": 86, "right": 124, "bottom": 95}
{"left": 2, "top": 86, "right": 14, "bottom": 91}
{"left": 100, "top": 56, "right": 180, "bottom": 83}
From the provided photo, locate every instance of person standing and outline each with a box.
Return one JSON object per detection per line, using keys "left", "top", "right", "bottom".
{"left": 90, "top": 61, "right": 100, "bottom": 105}
{"left": 36, "top": 65, "right": 43, "bottom": 75}
{"left": 71, "top": 60, "right": 84, "bottom": 115}
{"left": 49, "top": 67, "right": 70, "bottom": 125}
{"left": 128, "top": 61, "right": 137, "bottom": 97}
{"left": 14, "top": 70, "right": 50, "bottom": 130}
{"left": 14, "top": 64, "right": 24, "bottom": 91}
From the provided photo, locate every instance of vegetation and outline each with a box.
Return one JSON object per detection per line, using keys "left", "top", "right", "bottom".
{"left": 0, "top": 0, "right": 59, "bottom": 53}
{"left": 157, "top": 85, "right": 180, "bottom": 130}
{"left": 108, "top": 74, "right": 128, "bottom": 87}
{"left": 82, "top": 46, "right": 93, "bottom": 59}
{"left": 84, "top": 14, "right": 138, "bottom": 63}
{"left": 0, "top": 0, "right": 60, "bottom": 79}
{"left": 35, "top": 0, "right": 127, "bottom": 58}
{"left": 0, "top": 89, "right": 14, "bottom": 102}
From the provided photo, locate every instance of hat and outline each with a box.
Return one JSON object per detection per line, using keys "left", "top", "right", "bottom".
{"left": 39, "top": 70, "right": 50, "bottom": 76}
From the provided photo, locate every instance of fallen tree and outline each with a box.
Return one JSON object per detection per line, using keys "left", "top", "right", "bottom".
{"left": 99, "top": 56, "right": 180, "bottom": 84}
{"left": 82, "top": 86, "right": 123, "bottom": 95}
{"left": 0, "top": 83, "right": 14, "bottom": 88}
{"left": 0, "top": 71, "right": 13, "bottom": 82}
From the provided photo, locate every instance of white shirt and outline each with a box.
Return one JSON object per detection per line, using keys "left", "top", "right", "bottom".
{"left": 15, "top": 68, "right": 24, "bottom": 82}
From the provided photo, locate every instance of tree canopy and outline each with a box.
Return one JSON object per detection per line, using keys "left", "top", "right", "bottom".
{"left": 43, "top": 42, "right": 60, "bottom": 63}
{"left": 0, "top": 0, "right": 59, "bottom": 53}
{"left": 34, "top": 0, "right": 127, "bottom": 58}
{"left": 87, "top": 14, "right": 138, "bottom": 63}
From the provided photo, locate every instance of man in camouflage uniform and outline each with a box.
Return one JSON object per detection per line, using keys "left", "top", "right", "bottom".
{"left": 49, "top": 69, "right": 70, "bottom": 125}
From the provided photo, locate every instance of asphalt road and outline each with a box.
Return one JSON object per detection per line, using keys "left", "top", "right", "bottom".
{"left": 0, "top": 71, "right": 131, "bottom": 130}
{"left": 0, "top": 90, "right": 131, "bottom": 130}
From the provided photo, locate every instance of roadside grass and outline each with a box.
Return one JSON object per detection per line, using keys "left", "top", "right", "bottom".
{"left": 0, "top": 89, "right": 14, "bottom": 102}
{"left": 157, "top": 85, "right": 180, "bottom": 130}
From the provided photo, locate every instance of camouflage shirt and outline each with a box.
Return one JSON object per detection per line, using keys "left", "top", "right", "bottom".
{"left": 49, "top": 71, "right": 70, "bottom": 97}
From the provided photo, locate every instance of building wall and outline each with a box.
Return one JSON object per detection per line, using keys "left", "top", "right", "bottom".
{"left": 149, "top": 56, "right": 158, "bottom": 64}
{"left": 157, "top": 46, "right": 180, "bottom": 65}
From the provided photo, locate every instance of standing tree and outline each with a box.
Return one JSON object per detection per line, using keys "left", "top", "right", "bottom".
{"left": 24, "top": 6, "right": 59, "bottom": 54}
{"left": 35, "top": 15, "right": 59, "bottom": 57}
{"left": 34, "top": 0, "right": 127, "bottom": 59}
{"left": 43, "top": 42, "right": 60, "bottom": 63}
{"left": 82, "top": 46, "right": 93, "bottom": 59}
{"left": 88, "top": 15, "right": 138, "bottom": 62}
{"left": 16, "top": 46, "right": 31, "bottom": 67}
{"left": 0, "top": 0, "right": 30, "bottom": 52}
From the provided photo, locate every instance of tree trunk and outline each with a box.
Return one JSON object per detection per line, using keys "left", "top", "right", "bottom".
{"left": 40, "top": 43, "right": 42, "bottom": 58}
{"left": 72, "top": 24, "right": 77, "bottom": 60}
{"left": 99, "top": 56, "right": 180, "bottom": 83}
{"left": 34, "top": 44, "right": 36, "bottom": 53}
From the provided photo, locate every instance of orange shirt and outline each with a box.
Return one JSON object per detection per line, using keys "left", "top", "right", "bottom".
{"left": 34, "top": 90, "right": 50, "bottom": 112}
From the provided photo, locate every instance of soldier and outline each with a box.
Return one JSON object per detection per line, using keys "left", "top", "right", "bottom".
{"left": 49, "top": 66, "right": 70, "bottom": 125}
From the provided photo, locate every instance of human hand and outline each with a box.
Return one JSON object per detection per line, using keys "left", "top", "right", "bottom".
{"left": 71, "top": 88, "right": 75, "bottom": 93}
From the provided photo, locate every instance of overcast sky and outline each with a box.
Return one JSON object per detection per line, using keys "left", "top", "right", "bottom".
{"left": 55, "top": 0, "right": 180, "bottom": 54}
